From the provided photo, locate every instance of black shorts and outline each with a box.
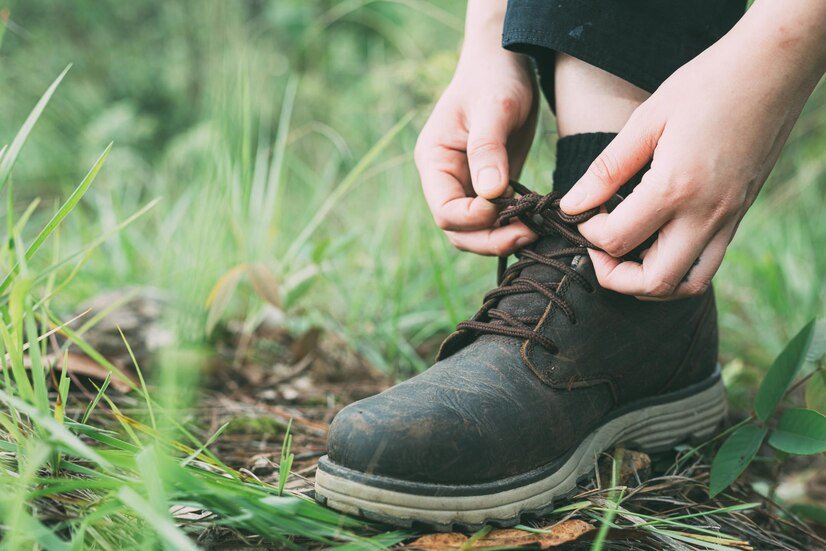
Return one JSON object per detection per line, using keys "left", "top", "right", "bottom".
{"left": 502, "top": 0, "right": 747, "bottom": 108}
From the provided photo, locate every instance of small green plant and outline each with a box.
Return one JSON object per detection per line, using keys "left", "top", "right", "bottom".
{"left": 277, "top": 419, "right": 295, "bottom": 497}
{"left": 709, "top": 318, "right": 826, "bottom": 498}
{"left": 590, "top": 448, "right": 625, "bottom": 551}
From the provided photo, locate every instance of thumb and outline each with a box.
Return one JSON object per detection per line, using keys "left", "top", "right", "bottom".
{"left": 560, "top": 111, "right": 661, "bottom": 214}
{"left": 466, "top": 109, "right": 513, "bottom": 200}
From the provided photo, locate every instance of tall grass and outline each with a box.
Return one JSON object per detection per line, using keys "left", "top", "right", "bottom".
{"left": 3, "top": 1, "right": 815, "bottom": 377}
{"left": 0, "top": 67, "right": 410, "bottom": 548}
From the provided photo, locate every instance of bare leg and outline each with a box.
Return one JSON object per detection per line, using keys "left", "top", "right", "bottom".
{"left": 554, "top": 53, "right": 650, "bottom": 136}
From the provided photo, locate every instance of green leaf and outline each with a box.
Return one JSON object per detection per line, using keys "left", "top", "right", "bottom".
{"left": 709, "top": 422, "right": 767, "bottom": 497}
{"left": 806, "top": 318, "right": 826, "bottom": 362}
{"left": 806, "top": 370, "right": 826, "bottom": 415}
{"left": 754, "top": 319, "right": 816, "bottom": 421}
{"left": 790, "top": 504, "right": 826, "bottom": 526}
{"left": 768, "top": 408, "right": 826, "bottom": 455}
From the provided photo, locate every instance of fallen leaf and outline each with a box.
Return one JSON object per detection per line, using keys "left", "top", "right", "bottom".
{"left": 407, "top": 519, "right": 594, "bottom": 549}
{"left": 290, "top": 327, "right": 321, "bottom": 362}
{"left": 20, "top": 351, "right": 134, "bottom": 393}
{"left": 247, "top": 263, "right": 282, "bottom": 309}
{"left": 407, "top": 533, "right": 467, "bottom": 550}
{"left": 206, "top": 265, "right": 245, "bottom": 333}
{"left": 599, "top": 448, "right": 651, "bottom": 487}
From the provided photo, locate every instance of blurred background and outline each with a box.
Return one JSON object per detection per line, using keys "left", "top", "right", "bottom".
{"left": 1, "top": 0, "right": 824, "bottom": 397}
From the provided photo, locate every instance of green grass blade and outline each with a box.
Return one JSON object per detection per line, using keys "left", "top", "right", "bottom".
{"left": 80, "top": 373, "right": 112, "bottom": 424}
{"left": 591, "top": 448, "right": 625, "bottom": 551}
{"left": 284, "top": 110, "right": 415, "bottom": 262}
{"left": 0, "top": 65, "right": 71, "bottom": 191}
{"left": 0, "top": 389, "right": 112, "bottom": 468}
{"left": 117, "top": 487, "right": 199, "bottom": 551}
{"left": 0, "top": 143, "right": 112, "bottom": 296}
{"left": 117, "top": 325, "right": 156, "bottom": 430}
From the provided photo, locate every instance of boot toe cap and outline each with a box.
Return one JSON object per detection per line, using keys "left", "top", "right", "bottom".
{"left": 326, "top": 391, "right": 465, "bottom": 482}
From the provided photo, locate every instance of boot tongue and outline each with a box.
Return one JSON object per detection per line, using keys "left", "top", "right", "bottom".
{"left": 493, "top": 233, "right": 580, "bottom": 320}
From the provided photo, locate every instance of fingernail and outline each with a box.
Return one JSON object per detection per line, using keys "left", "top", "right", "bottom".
{"left": 476, "top": 167, "right": 500, "bottom": 196}
{"left": 561, "top": 187, "right": 586, "bottom": 211}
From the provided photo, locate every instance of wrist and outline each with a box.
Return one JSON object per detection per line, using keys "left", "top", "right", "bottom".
{"left": 460, "top": 0, "right": 511, "bottom": 60}
{"left": 722, "top": 0, "right": 826, "bottom": 91}
{"left": 463, "top": 0, "right": 507, "bottom": 45}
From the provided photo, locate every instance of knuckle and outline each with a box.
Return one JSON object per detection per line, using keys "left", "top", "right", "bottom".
{"left": 600, "top": 235, "right": 629, "bottom": 257}
{"left": 491, "top": 94, "right": 519, "bottom": 116}
{"left": 414, "top": 133, "right": 438, "bottom": 169}
{"left": 433, "top": 212, "right": 452, "bottom": 231}
{"left": 646, "top": 278, "right": 677, "bottom": 297}
{"left": 715, "top": 197, "right": 741, "bottom": 218}
{"left": 628, "top": 103, "right": 651, "bottom": 124}
{"left": 640, "top": 169, "right": 666, "bottom": 194}
{"left": 588, "top": 153, "right": 621, "bottom": 187}
{"left": 593, "top": 270, "right": 611, "bottom": 290}
{"left": 663, "top": 171, "right": 696, "bottom": 203}
{"left": 488, "top": 241, "right": 509, "bottom": 257}
{"left": 466, "top": 138, "right": 502, "bottom": 159}
{"left": 683, "top": 279, "right": 710, "bottom": 297}
{"left": 447, "top": 234, "right": 466, "bottom": 251}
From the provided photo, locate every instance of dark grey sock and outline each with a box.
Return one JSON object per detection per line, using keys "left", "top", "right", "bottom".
{"left": 552, "top": 132, "right": 648, "bottom": 198}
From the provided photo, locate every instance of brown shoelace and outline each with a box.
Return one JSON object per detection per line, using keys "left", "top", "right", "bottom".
{"left": 456, "top": 182, "right": 600, "bottom": 354}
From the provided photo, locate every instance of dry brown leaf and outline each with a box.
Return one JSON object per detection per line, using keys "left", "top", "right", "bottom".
{"left": 407, "top": 533, "right": 468, "bottom": 550}
{"left": 290, "top": 327, "right": 321, "bottom": 362}
{"left": 206, "top": 265, "right": 245, "bottom": 333}
{"left": 247, "top": 263, "right": 282, "bottom": 309}
{"left": 407, "top": 519, "right": 594, "bottom": 549}
{"left": 20, "top": 351, "right": 134, "bottom": 393}
{"left": 598, "top": 448, "right": 651, "bottom": 487}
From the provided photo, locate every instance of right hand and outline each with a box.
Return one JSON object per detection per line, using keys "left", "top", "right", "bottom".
{"left": 415, "top": 46, "right": 539, "bottom": 256}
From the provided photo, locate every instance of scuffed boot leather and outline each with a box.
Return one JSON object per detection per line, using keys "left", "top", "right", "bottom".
{"left": 316, "top": 183, "right": 725, "bottom": 530}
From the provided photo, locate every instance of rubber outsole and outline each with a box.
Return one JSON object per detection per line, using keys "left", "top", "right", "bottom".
{"left": 314, "top": 372, "right": 727, "bottom": 532}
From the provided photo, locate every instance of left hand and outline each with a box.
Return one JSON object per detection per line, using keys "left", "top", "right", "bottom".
{"left": 559, "top": 3, "right": 826, "bottom": 300}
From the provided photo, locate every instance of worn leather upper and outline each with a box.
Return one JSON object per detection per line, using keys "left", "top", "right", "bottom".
{"left": 326, "top": 234, "right": 718, "bottom": 484}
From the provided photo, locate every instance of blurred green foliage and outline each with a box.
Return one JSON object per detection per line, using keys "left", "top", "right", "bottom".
{"left": 0, "top": 0, "right": 823, "bottom": 378}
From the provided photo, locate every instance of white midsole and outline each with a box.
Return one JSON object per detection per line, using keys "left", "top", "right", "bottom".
{"left": 315, "top": 378, "right": 727, "bottom": 526}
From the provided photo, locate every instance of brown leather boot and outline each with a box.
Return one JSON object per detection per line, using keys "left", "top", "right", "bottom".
{"left": 315, "top": 186, "right": 726, "bottom": 530}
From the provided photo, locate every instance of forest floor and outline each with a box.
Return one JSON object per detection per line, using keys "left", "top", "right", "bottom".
{"left": 60, "top": 294, "right": 825, "bottom": 550}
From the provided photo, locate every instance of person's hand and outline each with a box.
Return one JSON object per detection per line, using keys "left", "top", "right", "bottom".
{"left": 560, "top": 2, "right": 826, "bottom": 299}
{"left": 415, "top": 34, "right": 538, "bottom": 256}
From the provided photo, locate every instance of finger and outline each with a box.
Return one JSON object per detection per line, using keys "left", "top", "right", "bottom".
{"left": 577, "top": 171, "right": 673, "bottom": 257}
{"left": 560, "top": 106, "right": 664, "bottom": 214}
{"left": 417, "top": 142, "right": 500, "bottom": 232}
{"left": 668, "top": 223, "right": 733, "bottom": 299}
{"left": 589, "top": 218, "right": 709, "bottom": 298}
{"left": 446, "top": 222, "right": 537, "bottom": 257}
{"left": 466, "top": 98, "right": 520, "bottom": 200}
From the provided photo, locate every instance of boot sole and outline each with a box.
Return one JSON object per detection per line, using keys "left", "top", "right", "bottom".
{"left": 314, "top": 369, "right": 726, "bottom": 531}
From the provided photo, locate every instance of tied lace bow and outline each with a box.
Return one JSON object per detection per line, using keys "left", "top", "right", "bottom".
{"left": 453, "top": 182, "right": 600, "bottom": 355}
